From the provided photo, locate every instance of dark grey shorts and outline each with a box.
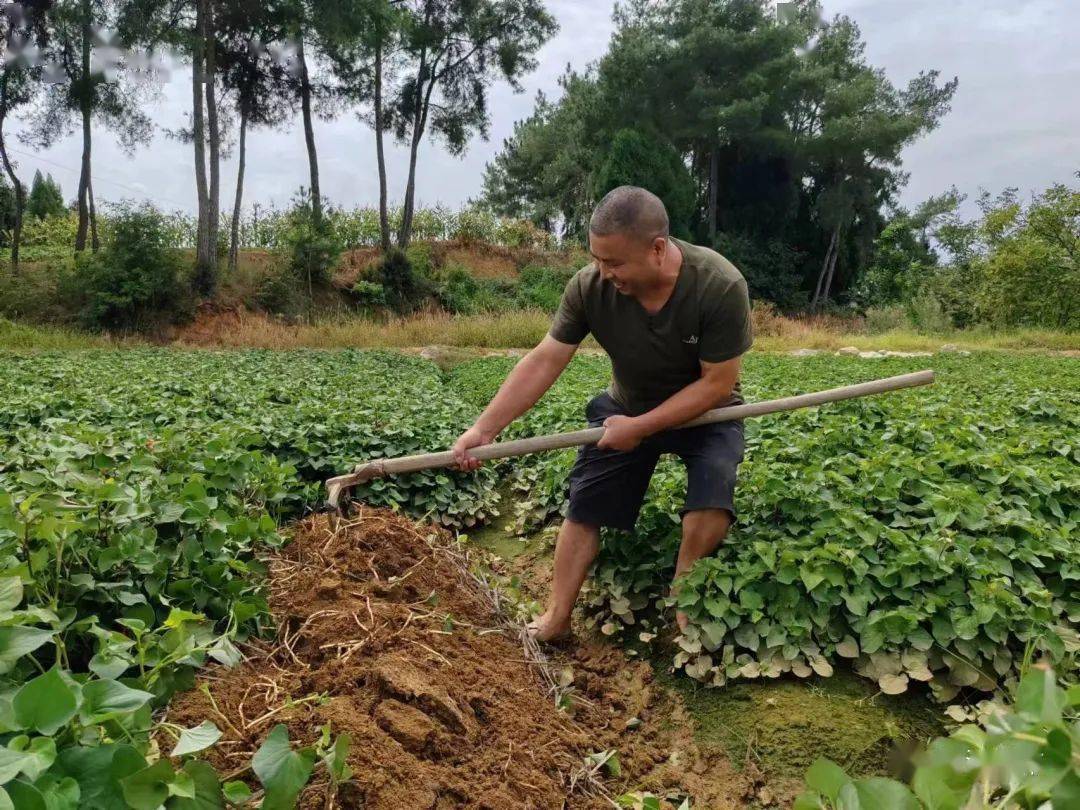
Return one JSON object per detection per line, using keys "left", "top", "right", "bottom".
{"left": 566, "top": 392, "right": 745, "bottom": 531}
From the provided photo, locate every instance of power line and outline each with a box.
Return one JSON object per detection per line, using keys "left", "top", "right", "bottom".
{"left": 5, "top": 146, "right": 193, "bottom": 209}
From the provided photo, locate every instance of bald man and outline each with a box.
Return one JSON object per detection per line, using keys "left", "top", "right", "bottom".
{"left": 453, "top": 186, "right": 753, "bottom": 641}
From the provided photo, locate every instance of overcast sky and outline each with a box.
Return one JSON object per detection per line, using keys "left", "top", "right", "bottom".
{"left": 10, "top": 0, "right": 1079, "bottom": 220}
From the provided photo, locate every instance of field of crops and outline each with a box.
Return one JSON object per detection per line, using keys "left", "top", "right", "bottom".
{"left": 1, "top": 348, "right": 1078, "bottom": 806}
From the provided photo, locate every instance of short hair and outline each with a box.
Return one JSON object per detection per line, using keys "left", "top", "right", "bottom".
{"left": 589, "top": 186, "right": 669, "bottom": 242}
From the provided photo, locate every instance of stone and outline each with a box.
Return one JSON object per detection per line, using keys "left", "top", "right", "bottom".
{"left": 837, "top": 346, "right": 860, "bottom": 356}
{"left": 789, "top": 348, "right": 822, "bottom": 357}
{"left": 858, "top": 351, "right": 886, "bottom": 359}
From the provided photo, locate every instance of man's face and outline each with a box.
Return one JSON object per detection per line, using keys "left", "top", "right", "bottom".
{"left": 588, "top": 231, "right": 666, "bottom": 295}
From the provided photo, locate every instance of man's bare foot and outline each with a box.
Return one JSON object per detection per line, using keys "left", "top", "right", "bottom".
{"left": 526, "top": 610, "right": 572, "bottom": 642}
{"left": 676, "top": 610, "right": 689, "bottom": 633}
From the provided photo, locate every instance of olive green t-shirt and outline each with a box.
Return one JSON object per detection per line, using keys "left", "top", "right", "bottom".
{"left": 549, "top": 238, "right": 753, "bottom": 415}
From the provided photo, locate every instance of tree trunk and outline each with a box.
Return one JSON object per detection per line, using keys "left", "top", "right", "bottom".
{"left": 205, "top": 0, "right": 220, "bottom": 284}
{"left": 812, "top": 226, "right": 838, "bottom": 310}
{"left": 397, "top": 52, "right": 437, "bottom": 249}
{"left": 0, "top": 81, "right": 23, "bottom": 273}
{"left": 229, "top": 103, "right": 247, "bottom": 275}
{"left": 820, "top": 225, "right": 842, "bottom": 305}
{"left": 192, "top": 0, "right": 213, "bottom": 294}
{"left": 297, "top": 36, "right": 321, "bottom": 227}
{"left": 75, "top": 0, "right": 92, "bottom": 253}
{"left": 374, "top": 37, "right": 390, "bottom": 252}
{"left": 88, "top": 175, "right": 99, "bottom": 251}
{"left": 707, "top": 144, "right": 718, "bottom": 244}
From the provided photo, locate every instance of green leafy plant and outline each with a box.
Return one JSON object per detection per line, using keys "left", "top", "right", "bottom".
{"left": 796, "top": 666, "right": 1080, "bottom": 809}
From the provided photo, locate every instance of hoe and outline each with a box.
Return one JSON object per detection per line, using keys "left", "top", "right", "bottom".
{"left": 325, "top": 369, "right": 935, "bottom": 509}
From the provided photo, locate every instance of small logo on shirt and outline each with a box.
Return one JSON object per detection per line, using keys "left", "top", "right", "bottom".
{"left": 683, "top": 335, "right": 699, "bottom": 344}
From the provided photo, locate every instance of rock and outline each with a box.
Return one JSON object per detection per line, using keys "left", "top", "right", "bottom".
{"left": 858, "top": 351, "right": 886, "bottom": 359}
{"left": 837, "top": 346, "right": 860, "bottom": 356}
{"left": 883, "top": 351, "right": 933, "bottom": 358}
{"left": 789, "top": 348, "right": 822, "bottom": 357}
{"left": 938, "top": 344, "right": 970, "bottom": 355}
{"left": 374, "top": 698, "right": 439, "bottom": 752}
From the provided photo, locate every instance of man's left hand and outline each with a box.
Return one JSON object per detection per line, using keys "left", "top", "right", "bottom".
{"left": 597, "top": 415, "right": 647, "bottom": 452}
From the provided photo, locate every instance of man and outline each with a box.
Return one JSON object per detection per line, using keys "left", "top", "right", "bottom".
{"left": 452, "top": 186, "right": 753, "bottom": 641}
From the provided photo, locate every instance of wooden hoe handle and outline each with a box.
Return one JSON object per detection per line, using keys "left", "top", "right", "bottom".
{"left": 325, "top": 369, "right": 935, "bottom": 507}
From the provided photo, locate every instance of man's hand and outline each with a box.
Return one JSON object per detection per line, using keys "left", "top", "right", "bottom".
{"left": 597, "top": 415, "right": 647, "bottom": 452}
{"left": 452, "top": 425, "right": 496, "bottom": 471}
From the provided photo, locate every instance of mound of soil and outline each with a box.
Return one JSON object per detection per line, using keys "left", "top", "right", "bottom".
{"left": 166, "top": 510, "right": 749, "bottom": 808}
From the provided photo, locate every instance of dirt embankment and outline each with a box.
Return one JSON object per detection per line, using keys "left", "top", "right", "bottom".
{"left": 166, "top": 510, "right": 749, "bottom": 809}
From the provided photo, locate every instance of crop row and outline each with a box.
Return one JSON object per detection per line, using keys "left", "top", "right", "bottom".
{"left": 451, "top": 352, "right": 1080, "bottom": 697}
{"left": 0, "top": 349, "right": 496, "bottom": 805}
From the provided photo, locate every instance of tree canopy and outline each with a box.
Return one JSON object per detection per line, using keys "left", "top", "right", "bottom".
{"left": 481, "top": 0, "right": 958, "bottom": 308}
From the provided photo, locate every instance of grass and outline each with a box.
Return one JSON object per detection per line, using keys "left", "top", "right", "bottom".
{"left": 0, "top": 318, "right": 133, "bottom": 351}
{"left": 2, "top": 308, "right": 1077, "bottom": 353}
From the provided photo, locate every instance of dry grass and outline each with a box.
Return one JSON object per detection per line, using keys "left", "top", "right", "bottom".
{"left": 171, "top": 308, "right": 559, "bottom": 350}
{"left": 169, "top": 307, "right": 1080, "bottom": 353}
{"left": 4, "top": 308, "right": 1076, "bottom": 354}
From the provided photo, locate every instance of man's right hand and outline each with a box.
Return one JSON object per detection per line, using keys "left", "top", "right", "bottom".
{"left": 452, "top": 425, "right": 495, "bottom": 472}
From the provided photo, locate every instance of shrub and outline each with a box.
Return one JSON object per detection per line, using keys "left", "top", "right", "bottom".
{"left": 68, "top": 203, "right": 190, "bottom": 331}
{"left": 433, "top": 265, "right": 517, "bottom": 314}
{"left": 283, "top": 208, "right": 342, "bottom": 295}
{"left": 351, "top": 279, "right": 387, "bottom": 309}
{"left": 906, "top": 292, "right": 952, "bottom": 333}
{"left": 863, "top": 305, "right": 910, "bottom": 334}
{"left": 517, "top": 265, "right": 574, "bottom": 311}
{"left": 378, "top": 249, "right": 429, "bottom": 314}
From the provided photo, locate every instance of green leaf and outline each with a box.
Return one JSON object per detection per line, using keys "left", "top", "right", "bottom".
{"left": 851, "top": 777, "right": 920, "bottom": 809}
{"left": 171, "top": 721, "right": 223, "bottom": 758}
{"left": 52, "top": 743, "right": 145, "bottom": 810}
{"left": 0, "top": 787, "right": 11, "bottom": 810}
{"left": 5, "top": 780, "right": 45, "bottom": 810}
{"left": 168, "top": 760, "right": 225, "bottom": 809}
{"left": 0, "top": 627, "right": 55, "bottom": 675}
{"left": 1015, "top": 666, "right": 1066, "bottom": 724}
{"left": 13, "top": 669, "right": 80, "bottom": 736}
{"left": 251, "top": 724, "right": 315, "bottom": 810}
{"left": 221, "top": 781, "right": 251, "bottom": 805}
{"left": 79, "top": 680, "right": 154, "bottom": 724}
{"left": 0, "top": 579, "right": 23, "bottom": 612}
{"left": 121, "top": 759, "right": 175, "bottom": 810}
{"left": 7, "top": 735, "right": 57, "bottom": 781}
{"left": 805, "top": 758, "right": 850, "bottom": 801}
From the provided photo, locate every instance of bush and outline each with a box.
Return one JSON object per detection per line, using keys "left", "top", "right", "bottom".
{"left": 67, "top": 203, "right": 190, "bottom": 331}
{"left": 517, "top": 265, "right": 574, "bottom": 311}
{"left": 283, "top": 206, "right": 342, "bottom": 294}
{"left": 351, "top": 279, "right": 387, "bottom": 309}
{"left": 378, "top": 249, "right": 429, "bottom": 314}
{"left": 863, "top": 305, "right": 910, "bottom": 334}
{"left": 433, "top": 265, "right": 517, "bottom": 314}
{"left": 906, "top": 292, "right": 952, "bottom": 333}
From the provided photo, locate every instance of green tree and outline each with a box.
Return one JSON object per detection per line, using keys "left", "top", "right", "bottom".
{"left": 480, "top": 0, "right": 957, "bottom": 309}
{"left": 25, "top": 171, "right": 67, "bottom": 220}
{"left": 388, "top": 0, "right": 557, "bottom": 249}
{"left": 592, "top": 129, "right": 695, "bottom": 238}
{"left": 28, "top": 0, "right": 153, "bottom": 253}
{"left": 0, "top": 2, "right": 48, "bottom": 270}
{"left": 215, "top": 0, "right": 296, "bottom": 273}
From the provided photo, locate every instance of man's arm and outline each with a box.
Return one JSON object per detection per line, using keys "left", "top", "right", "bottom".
{"left": 597, "top": 356, "right": 742, "bottom": 451}
{"left": 452, "top": 336, "right": 578, "bottom": 470}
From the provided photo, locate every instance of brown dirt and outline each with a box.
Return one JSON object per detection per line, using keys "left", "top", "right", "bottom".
{"left": 165, "top": 509, "right": 750, "bottom": 809}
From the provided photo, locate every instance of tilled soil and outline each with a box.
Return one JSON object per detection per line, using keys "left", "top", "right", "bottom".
{"left": 166, "top": 509, "right": 749, "bottom": 809}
